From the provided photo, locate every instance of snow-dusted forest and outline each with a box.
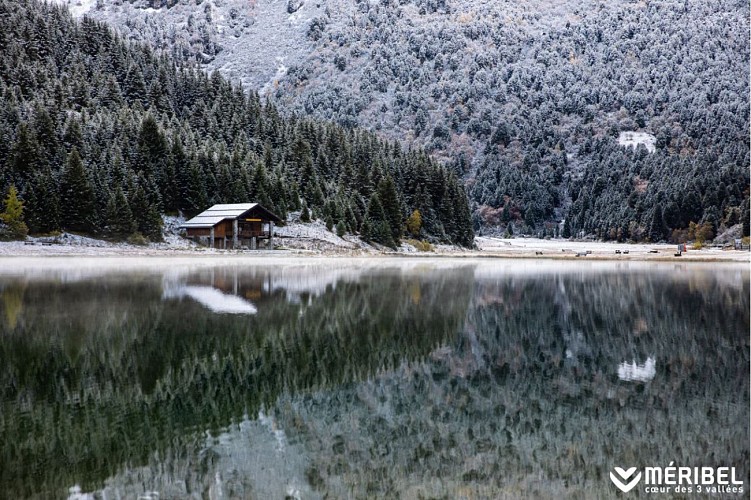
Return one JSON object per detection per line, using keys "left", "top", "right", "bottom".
{"left": 54, "top": 0, "right": 750, "bottom": 241}
{"left": 0, "top": 0, "right": 474, "bottom": 247}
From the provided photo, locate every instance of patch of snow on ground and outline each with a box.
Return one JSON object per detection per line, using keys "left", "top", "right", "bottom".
{"left": 618, "top": 131, "right": 657, "bottom": 153}
{"left": 160, "top": 214, "right": 199, "bottom": 248}
{"left": 274, "top": 215, "right": 368, "bottom": 253}
{"left": 50, "top": 0, "right": 96, "bottom": 18}
{"left": 260, "top": 57, "right": 290, "bottom": 95}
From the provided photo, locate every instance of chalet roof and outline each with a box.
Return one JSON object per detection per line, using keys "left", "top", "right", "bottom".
{"left": 181, "top": 203, "right": 281, "bottom": 228}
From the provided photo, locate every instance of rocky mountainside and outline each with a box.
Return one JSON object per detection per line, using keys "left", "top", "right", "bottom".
{"left": 52, "top": 0, "right": 749, "bottom": 240}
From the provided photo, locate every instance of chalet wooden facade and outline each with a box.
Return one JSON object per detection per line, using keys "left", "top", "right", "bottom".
{"left": 181, "top": 203, "right": 282, "bottom": 249}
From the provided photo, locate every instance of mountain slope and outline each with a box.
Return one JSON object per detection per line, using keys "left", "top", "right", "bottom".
{"left": 0, "top": 0, "right": 474, "bottom": 247}
{"left": 71, "top": 0, "right": 750, "bottom": 241}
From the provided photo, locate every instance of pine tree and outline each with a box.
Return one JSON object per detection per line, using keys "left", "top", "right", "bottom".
{"left": 300, "top": 201, "right": 311, "bottom": 223}
{"left": 104, "top": 187, "right": 136, "bottom": 240}
{"left": 336, "top": 220, "right": 346, "bottom": 237}
{"left": 129, "top": 184, "right": 163, "bottom": 241}
{"left": 32, "top": 104, "right": 60, "bottom": 169}
{"left": 6, "top": 122, "right": 39, "bottom": 183}
{"left": 365, "top": 193, "right": 395, "bottom": 248}
{"left": 377, "top": 175, "right": 402, "bottom": 243}
{"left": 649, "top": 205, "right": 667, "bottom": 242}
{"left": 137, "top": 114, "right": 168, "bottom": 179}
{"left": 62, "top": 116, "right": 83, "bottom": 153}
{"left": 562, "top": 218, "right": 572, "bottom": 239}
{"left": 59, "top": 148, "right": 96, "bottom": 233}
{"left": 24, "top": 169, "right": 60, "bottom": 234}
{"left": 184, "top": 157, "right": 208, "bottom": 215}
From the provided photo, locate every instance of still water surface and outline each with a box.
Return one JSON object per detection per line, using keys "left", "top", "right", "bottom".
{"left": 0, "top": 258, "right": 748, "bottom": 498}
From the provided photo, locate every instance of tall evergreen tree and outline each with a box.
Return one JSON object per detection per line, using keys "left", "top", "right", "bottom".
{"left": 104, "top": 187, "right": 136, "bottom": 239}
{"left": 129, "top": 184, "right": 163, "bottom": 241}
{"left": 364, "top": 193, "right": 395, "bottom": 248}
{"left": 649, "top": 205, "right": 667, "bottom": 242}
{"left": 59, "top": 148, "right": 96, "bottom": 232}
{"left": 24, "top": 169, "right": 60, "bottom": 234}
{"left": 6, "top": 123, "right": 38, "bottom": 183}
{"left": 377, "top": 175, "right": 403, "bottom": 243}
{"left": 562, "top": 218, "right": 572, "bottom": 239}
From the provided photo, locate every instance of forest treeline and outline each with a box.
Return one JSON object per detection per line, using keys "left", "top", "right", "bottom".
{"left": 0, "top": 0, "right": 474, "bottom": 247}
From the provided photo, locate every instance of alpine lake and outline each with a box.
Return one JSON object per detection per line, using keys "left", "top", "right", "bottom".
{"left": 0, "top": 257, "right": 747, "bottom": 499}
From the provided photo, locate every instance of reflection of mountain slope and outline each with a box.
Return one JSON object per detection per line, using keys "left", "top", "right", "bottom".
{"left": 0, "top": 264, "right": 472, "bottom": 498}
{"left": 264, "top": 268, "right": 749, "bottom": 498}
{"left": 72, "top": 412, "right": 319, "bottom": 500}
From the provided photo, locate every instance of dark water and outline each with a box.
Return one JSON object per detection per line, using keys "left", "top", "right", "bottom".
{"left": 0, "top": 259, "right": 748, "bottom": 499}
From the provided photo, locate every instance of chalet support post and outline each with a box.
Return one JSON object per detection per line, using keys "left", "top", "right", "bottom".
{"left": 233, "top": 219, "right": 238, "bottom": 248}
{"left": 210, "top": 227, "right": 215, "bottom": 248}
{"left": 251, "top": 237, "right": 257, "bottom": 250}
{"left": 269, "top": 221, "right": 274, "bottom": 249}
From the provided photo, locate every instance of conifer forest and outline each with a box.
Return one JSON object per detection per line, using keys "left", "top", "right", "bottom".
{"left": 0, "top": 0, "right": 748, "bottom": 244}
{"left": 0, "top": 0, "right": 474, "bottom": 247}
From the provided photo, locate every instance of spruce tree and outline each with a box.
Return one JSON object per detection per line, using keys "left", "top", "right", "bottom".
{"left": 300, "top": 201, "right": 311, "bottom": 222}
{"left": 562, "top": 218, "right": 572, "bottom": 239}
{"left": 24, "top": 169, "right": 60, "bottom": 234}
{"left": 104, "top": 187, "right": 136, "bottom": 240}
{"left": 365, "top": 193, "right": 395, "bottom": 248}
{"left": 129, "top": 184, "right": 162, "bottom": 241}
{"left": 59, "top": 148, "right": 96, "bottom": 233}
{"left": 184, "top": 158, "right": 208, "bottom": 215}
{"left": 377, "top": 175, "right": 403, "bottom": 243}
{"left": 6, "top": 123, "right": 38, "bottom": 183}
{"left": 649, "top": 205, "right": 667, "bottom": 242}
{"left": 137, "top": 114, "right": 168, "bottom": 179}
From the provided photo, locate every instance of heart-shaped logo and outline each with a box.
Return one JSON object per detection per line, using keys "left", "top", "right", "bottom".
{"left": 610, "top": 466, "right": 642, "bottom": 493}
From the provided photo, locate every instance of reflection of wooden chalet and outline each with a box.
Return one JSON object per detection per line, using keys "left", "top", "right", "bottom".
{"left": 181, "top": 203, "right": 282, "bottom": 249}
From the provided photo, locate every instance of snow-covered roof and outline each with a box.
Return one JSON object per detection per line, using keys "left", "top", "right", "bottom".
{"left": 181, "top": 203, "right": 259, "bottom": 228}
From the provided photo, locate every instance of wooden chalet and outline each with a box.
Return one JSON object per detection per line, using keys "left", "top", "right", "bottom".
{"left": 181, "top": 203, "right": 282, "bottom": 249}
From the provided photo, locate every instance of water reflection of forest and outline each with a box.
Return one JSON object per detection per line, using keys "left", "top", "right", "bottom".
{"left": 276, "top": 268, "right": 749, "bottom": 499}
{"left": 0, "top": 264, "right": 473, "bottom": 497}
{"left": 0, "top": 263, "right": 747, "bottom": 498}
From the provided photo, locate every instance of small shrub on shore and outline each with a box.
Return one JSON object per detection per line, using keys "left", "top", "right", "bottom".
{"left": 127, "top": 232, "right": 149, "bottom": 246}
{"left": 406, "top": 239, "right": 434, "bottom": 252}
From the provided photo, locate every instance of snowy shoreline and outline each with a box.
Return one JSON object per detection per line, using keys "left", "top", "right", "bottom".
{"left": 0, "top": 215, "right": 746, "bottom": 262}
{"left": 0, "top": 236, "right": 747, "bottom": 262}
